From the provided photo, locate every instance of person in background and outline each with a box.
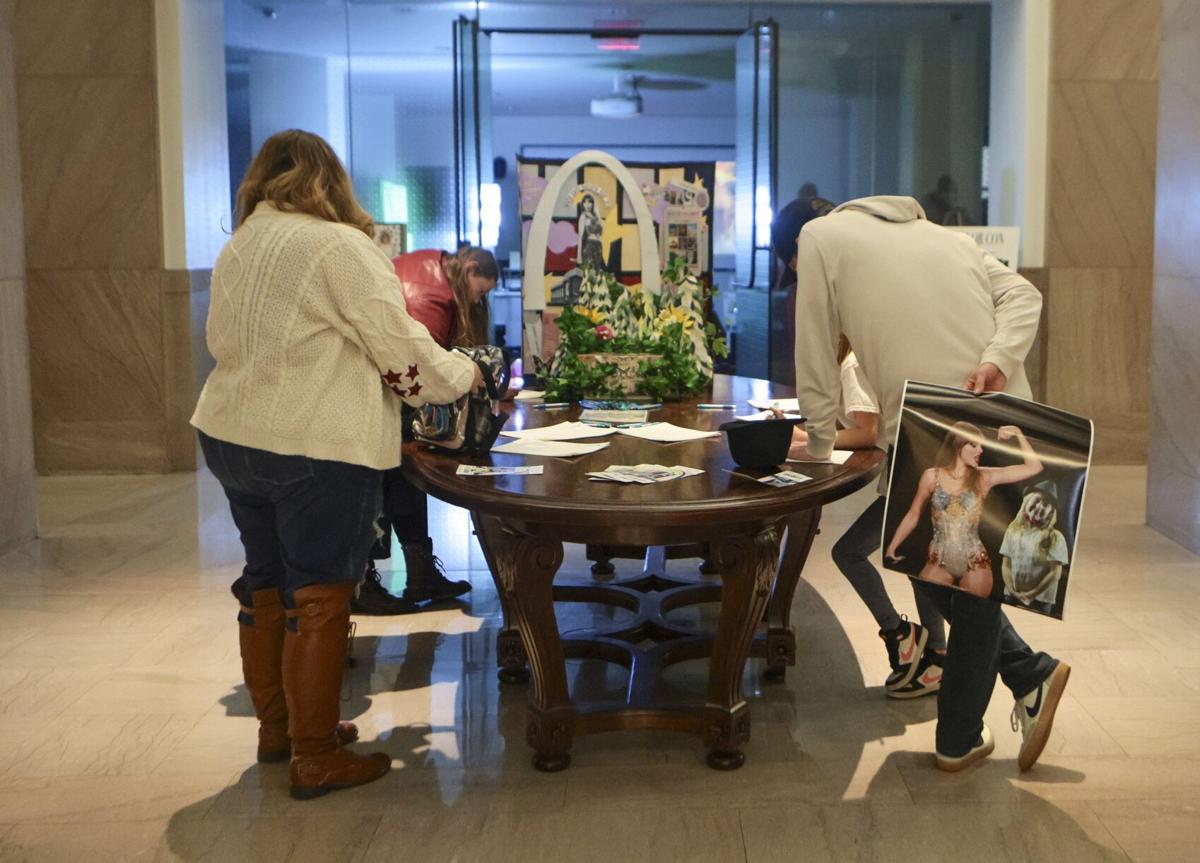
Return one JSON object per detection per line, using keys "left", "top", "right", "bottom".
{"left": 192, "top": 129, "right": 481, "bottom": 799}
{"left": 350, "top": 246, "right": 499, "bottom": 615}
{"left": 923, "top": 175, "right": 973, "bottom": 226}
{"left": 783, "top": 193, "right": 1070, "bottom": 773}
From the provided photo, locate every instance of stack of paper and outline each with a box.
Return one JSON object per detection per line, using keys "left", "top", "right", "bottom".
{"left": 498, "top": 422, "right": 612, "bottom": 441}
{"left": 732, "top": 410, "right": 779, "bottom": 422}
{"left": 491, "top": 439, "right": 609, "bottom": 457}
{"left": 579, "top": 409, "right": 649, "bottom": 424}
{"left": 455, "top": 465, "right": 544, "bottom": 476}
{"left": 611, "top": 422, "right": 721, "bottom": 443}
{"left": 586, "top": 464, "right": 705, "bottom": 484}
{"left": 747, "top": 398, "right": 802, "bottom": 414}
{"left": 514, "top": 390, "right": 546, "bottom": 401}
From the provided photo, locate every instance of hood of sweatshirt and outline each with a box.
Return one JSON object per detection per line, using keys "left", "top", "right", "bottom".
{"left": 830, "top": 195, "right": 927, "bottom": 223}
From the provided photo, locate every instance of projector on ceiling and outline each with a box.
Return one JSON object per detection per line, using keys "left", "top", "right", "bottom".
{"left": 590, "top": 73, "right": 643, "bottom": 119}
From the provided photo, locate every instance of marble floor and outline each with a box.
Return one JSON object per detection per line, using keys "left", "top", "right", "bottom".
{"left": 0, "top": 465, "right": 1197, "bottom": 861}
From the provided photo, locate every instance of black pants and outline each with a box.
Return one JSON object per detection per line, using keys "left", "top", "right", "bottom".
{"left": 370, "top": 467, "right": 428, "bottom": 560}
{"left": 199, "top": 432, "right": 382, "bottom": 606}
{"left": 916, "top": 582, "right": 1058, "bottom": 756}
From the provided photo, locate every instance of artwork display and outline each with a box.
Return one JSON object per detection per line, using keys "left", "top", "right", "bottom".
{"left": 881, "top": 382, "right": 1093, "bottom": 619}
{"left": 517, "top": 150, "right": 725, "bottom": 390}
{"left": 372, "top": 223, "right": 407, "bottom": 259}
{"left": 517, "top": 155, "right": 716, "bottom": 308}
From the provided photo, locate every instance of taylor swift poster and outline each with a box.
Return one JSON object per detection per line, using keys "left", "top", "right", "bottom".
{"left": 881, "top": 381, "right": 1093, "bottom": 619}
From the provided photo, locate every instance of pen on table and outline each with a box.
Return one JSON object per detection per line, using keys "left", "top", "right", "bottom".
{"left": 533, "top": 402, "right": 570, "bottom": 410}
{"left": 696, "top": 403, "right": 736, "bottom": 410}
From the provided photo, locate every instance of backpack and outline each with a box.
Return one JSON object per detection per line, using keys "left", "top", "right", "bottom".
{"left": 411, "top": 345, "right": 510, "bottom": 456}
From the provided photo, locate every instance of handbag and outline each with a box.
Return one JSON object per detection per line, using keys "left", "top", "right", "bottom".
{"left": 411, "top": 345, "right": 510, "bottom": 456}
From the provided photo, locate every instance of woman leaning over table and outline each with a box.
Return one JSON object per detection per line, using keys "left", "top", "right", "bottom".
{"left": 191, "top": 129, "right": 481, "bottom": 800}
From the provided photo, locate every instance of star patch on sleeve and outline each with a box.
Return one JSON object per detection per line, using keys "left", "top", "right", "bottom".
{"left": 406, "top": 364, "right": 420, "bottom": 380}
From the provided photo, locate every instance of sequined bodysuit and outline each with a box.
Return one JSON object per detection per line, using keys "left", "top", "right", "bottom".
{"left": 927, "top": 470, "right": 991, "bottom": 578}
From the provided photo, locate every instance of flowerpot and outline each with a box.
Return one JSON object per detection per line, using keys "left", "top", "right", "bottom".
{"left": 577, "top": 352, "right": 659, "bottom": 396}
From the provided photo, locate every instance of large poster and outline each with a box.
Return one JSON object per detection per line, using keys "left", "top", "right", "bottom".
{"left": 881, "top": 382, "right": 1093, "bottom": 619}
{"left": 517, "top": 156, "right": 716, "bottom": 308}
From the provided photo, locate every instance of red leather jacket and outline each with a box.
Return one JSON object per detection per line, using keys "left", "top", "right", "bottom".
{"left": 392, "top": 249, "right": 456, "bottom": 349}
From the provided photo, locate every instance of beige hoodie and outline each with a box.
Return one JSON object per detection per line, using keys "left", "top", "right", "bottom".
{"left": 793, "top": 195, "right": 1041, "bottom": 460}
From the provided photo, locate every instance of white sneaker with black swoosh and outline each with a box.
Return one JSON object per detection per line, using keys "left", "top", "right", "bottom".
{"left": 1012, "top": 662, "right": 1071, "bottom": 772}
{"left": 935, "top": 723, "right": 994, "bottom": 772}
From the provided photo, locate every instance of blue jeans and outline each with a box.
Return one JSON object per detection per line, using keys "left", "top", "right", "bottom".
{"left": 199, "top": 432, "right": 383, "bottom": 606}
{"left": 370, "top": 467, "right": 429, "bottom": 559}
{"left": 916, "top": 582, "right": 1058, "bottom": 757}
{"left": 832, "top": 496, "right": 948, "bottom": 650}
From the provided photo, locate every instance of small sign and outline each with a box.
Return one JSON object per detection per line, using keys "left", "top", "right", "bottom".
{"left": 944, "top": 226, "right": 1021, "bottom": 270}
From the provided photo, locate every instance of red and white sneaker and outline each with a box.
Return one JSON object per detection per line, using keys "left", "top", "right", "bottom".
{"left": 881, "top": 618, "right": 928, "bottom": 691}
{"left": 887, "top": 650, "right": 943, "bottom": 699}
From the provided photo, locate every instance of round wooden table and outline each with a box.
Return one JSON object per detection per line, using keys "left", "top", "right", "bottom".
{"left": 403, "top": 375, "right": 883, "bottom": 770}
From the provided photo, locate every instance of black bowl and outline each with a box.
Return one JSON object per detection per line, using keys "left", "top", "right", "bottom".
{"left": 719, "top": 417, "right": 806, "bottom": 469}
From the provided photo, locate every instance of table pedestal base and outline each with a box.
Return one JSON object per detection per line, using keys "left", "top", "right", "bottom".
{"left": 475, "top": 511, "right": 816, "bottom": 770}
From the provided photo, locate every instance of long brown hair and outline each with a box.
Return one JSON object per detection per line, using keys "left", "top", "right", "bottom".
{"left": 442, "top": 247, "right": 498, "bottom": 347}
{"left": 234, "top": 129, "right": 374, "bottom": 237}
{"left": 934, "top": 421, "right": 984, "bottom": 494}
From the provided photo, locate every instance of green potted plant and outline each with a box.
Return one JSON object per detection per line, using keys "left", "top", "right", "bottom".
{"left": 540, "top": 257, "right": 728, "bottom": 401}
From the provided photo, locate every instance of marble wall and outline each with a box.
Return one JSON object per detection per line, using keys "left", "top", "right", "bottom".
{"left": 13, "top": 0, "right": 194, "bottom": 473}
{"left": 0, "top": 0, "right": 38, "bottom": 553}
{"left": 1044, "top": 0, "right": 1160, "bottom": 463}
{"left": 1147, "top": 0, "right": 1200, "bottom": 554}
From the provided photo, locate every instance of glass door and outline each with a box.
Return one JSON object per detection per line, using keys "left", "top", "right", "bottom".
{"left": 453, "top": 15, "right": 493, "bottom": 248}
{"left": 733, "top": 20, "right": 778, "bottom": 381}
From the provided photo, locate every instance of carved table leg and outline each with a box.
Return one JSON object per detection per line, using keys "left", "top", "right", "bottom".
{"left": 473, "top": 513, "right": 530, "bottom": 684}
{"left": 487, "top": 524, "right": 573, "bottom": 771}
{"left": 704, "top": 524, "right": 780, "bottom": 769}
{"left": 762, "top": 508, "right": 822, "bottom": 681}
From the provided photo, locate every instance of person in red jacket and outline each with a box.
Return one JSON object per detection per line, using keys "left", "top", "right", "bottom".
{"left": 352, "top": 246, "right": 500, "bottom": 614}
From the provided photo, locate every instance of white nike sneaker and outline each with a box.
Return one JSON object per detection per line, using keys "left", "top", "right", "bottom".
{"left": 935, "top": 723, "right": 995, "bottom": 772}
{"left": 1012, "top": 662, "right": 1071, "bottom": 772}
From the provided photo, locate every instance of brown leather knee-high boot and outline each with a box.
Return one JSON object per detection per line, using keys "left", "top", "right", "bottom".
{"left": 283, "top": 582, "right": 390, "bottom": 800}
{"left": 233, "top": 579, "right": 358, "bottom": 764}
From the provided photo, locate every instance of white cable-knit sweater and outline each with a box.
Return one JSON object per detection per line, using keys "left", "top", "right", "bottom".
{"left": 191, "top": 203, "right": 477, "bottom": 469}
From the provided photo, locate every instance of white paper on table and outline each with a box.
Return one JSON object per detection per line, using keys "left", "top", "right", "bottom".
{"left": 787, "top": 450, "right": 854, "bottom": 465}
{"left": 733, "top": 410, "right": 777, "bottom": 422}
{"left": 514, "top": 390, "right": 546, "bottom": 401}
{"left": 490, "top": 439, "right": 609, "bottom": 458}
{"left": 611, "top": 422, "right": 721, "bottom": 443}
{"left": 747, "top": 398, "right": 802, "bottom": 413}
{"left": 498, "top": 421, "right": 612, "bottom": 442}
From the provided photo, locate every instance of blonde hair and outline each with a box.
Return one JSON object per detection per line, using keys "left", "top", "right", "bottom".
{"left": 234, "top": 129, "right": 373, "bottom": 237}
{"left": 935, "top": 421, "right": 984, "bottom": 494}
{"left": 442, "top": 247, "right": 498, "bottom": 347}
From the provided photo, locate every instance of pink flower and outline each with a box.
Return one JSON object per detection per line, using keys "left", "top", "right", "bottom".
{"left": 594, "top": 324, "right": 615, "bottom": 341}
